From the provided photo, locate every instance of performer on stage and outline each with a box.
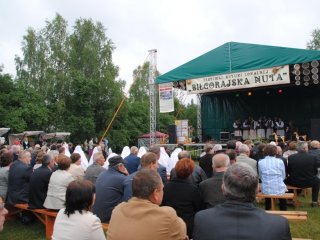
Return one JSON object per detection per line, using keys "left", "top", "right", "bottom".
{"left": 265, "top": 117, "right": 274, "bottom": 138}
{"left": 256, "top": 117, "right": 266, "bottom": 139}
{"left": 242, "top": 118, "right": 250, "bottom": 140}
{"left": 285, "top": 121, "right": 297, "bottom": 141}
{"left": 233, "top": 118, "right": 242, "bottom": 139}
{"left": 248, "top": 117, "right": 256, "bottom": 139}
{"left": 275, "top": 118, "right": 285, "bottom": 136}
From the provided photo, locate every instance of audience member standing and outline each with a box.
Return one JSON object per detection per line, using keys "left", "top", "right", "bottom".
{"left": 84, "top": 152, "right": 105, "bottom": 184}
{"left": 52, "top": 180, "right": 105, "bottom": 240}
{"left": 108, "top": 169, "right": 187, "bottom": 240}
{"left": 7, "top": 151, "right": 32, "bottom": 205}
{"left": 286, "top": 141, "right": 320, "bottom": 207}
{"left": 163, "top": 158, "right": 204, "bottom": 238}
{"left": 193, "top": 163, "right": 291, "bottom": 240}
{"left": 92, "top": 156, "right": 128, "bottom": 223}
{"left": 200, "top": 153, "right": 230, "bottom": 208}
{"left": 29, "top": 154, "right": 55, "bottom": 209}
{"left": 124, "top": 146, "right": 141, "bottom": 174}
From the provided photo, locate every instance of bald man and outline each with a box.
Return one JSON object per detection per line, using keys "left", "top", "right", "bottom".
{"left": 199, "top": 153, "right": 230, "bottom": 208}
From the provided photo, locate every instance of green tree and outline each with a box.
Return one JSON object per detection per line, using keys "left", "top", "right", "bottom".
{"left": 307, "top": 28, "right": 320, "bottom": 50}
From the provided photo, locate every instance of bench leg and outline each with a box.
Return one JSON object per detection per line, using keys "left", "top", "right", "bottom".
{"left": 45, "top": 215, "right": 55, "bottom": 240}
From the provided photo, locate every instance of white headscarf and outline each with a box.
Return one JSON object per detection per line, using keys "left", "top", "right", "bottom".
{"left": 138, "top": 146, "right": 147, "bottom": 158}
{"left": 62, "top": 142, "right": 71, "bottom": 157}
{"left": 88, "top": 146, "right": 101, "bottom": 166}
{"left": 168, "top": 147, "right": 182, "bottom": 173}
{"left": 159, "top": 147, "right": 171, "bottom": 174}
{"left": 73, "top": 145, "right": 88, "bottom": 170}
{"left": 121, "top": 146, "right": 130, "bottom": 159}
{"left": 104, "top": 152, "right": 118, "bottom": 169}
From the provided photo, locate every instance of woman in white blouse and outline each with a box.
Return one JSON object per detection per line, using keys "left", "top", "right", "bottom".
{"left": 52, "top": 179, "right": 105, "bottom": 240}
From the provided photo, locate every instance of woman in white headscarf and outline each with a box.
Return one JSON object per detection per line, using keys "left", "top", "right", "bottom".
{"left": 73, "top": 145, "right": 89, "bottom": 170}
{"left": 88, "top": 146, "right": 101, "bottom": 166}
{"left": 121, "top": 146, "right": 130, "bottom": 159}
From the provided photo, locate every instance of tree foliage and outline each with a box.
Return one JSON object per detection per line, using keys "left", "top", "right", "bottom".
{"left": 307, "top": 28, "right": 320, "bottom": 50}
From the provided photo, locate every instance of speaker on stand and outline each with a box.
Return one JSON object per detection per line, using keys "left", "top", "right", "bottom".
{"left": 168, "top": 125, "right": 177, "bottom": 144}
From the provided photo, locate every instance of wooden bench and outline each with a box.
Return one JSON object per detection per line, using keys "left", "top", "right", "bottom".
{"left": 266, "top": 210, "right": 308, "bottom": 221}
{"left": 14, "top": 203, "right": 58, "bottom": 240}
{"left": 286, "top": 185, "right": 308, "bottom": 207}
{"left": 256, "top": 193, "right": 294, "bottom": 210}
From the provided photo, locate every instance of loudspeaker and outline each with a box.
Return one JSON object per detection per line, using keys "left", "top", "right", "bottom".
{"left": 168, "top": 125, "right": 177, "bottom": 144}
{"left": 311, "top": 119, "right": 320, "bottom": 140}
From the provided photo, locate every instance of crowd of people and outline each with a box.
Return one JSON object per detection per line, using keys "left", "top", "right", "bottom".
{"left": 0, "top": 137, "right": 320, "bottom": 239}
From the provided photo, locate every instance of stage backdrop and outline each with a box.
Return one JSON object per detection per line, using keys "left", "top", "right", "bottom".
{"left": 201, "top": 84, "right": 320, "bottom": 140}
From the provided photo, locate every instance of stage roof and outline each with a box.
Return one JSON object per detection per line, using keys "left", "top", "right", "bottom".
{"left": 156, "top": 42, "right": 320, "bottom": 84}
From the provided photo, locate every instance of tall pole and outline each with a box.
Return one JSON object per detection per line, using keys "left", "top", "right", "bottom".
{"left": 148, "top": 49, "right": 157, "bottom": 146}
{"left": 197, "top": 94, "right": 202, "bottom": 142}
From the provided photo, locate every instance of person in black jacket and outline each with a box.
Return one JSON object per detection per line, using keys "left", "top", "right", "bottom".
{"left": 285, "top": 141, "right": 320, "bottom": 207}
{"left": 199, "top": 143, "right": 214, "bottom": 178}
{"left": 28, "top": 154, "right": 55, "bottom": 209}
{"left": 6, "top": 151, "right": 32, "bottom": 205}
{"left": 162, "top": 158, "right": 204, "bottom": 238}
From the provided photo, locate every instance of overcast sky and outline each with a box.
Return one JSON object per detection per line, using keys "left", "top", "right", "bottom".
{"left": 1, "top": 0, "right": 319, "bottom": 91}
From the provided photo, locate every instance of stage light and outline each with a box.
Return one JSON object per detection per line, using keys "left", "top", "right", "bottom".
{"left": 303, "top": 69, "right": 310, "bottom": 75}
{"left": 311, "top": 68, "right": 318, "bottom": 74}
{"left": 248, "top": 92, "right": 252, "bottom": 96}
{"left": 294, "top": 64, "right": 300, "bottom": 70}
{"left": 313, "top": 79, "right": 319, "bottom": 85}
{"left": 304, "top": 81, "right": 310, "bottom": 86}
{"left": 295, "top": 81, "right": 301, "bottom": 86}
{"left": 278, "top": 89, "right": 283, "bottom": 94}
{"left": 302, "top": 62, "right": 310, "bottom": 69}
{"left": 266, "top": 91, "right": 270, "bottom": 94}
{"left": 235, "top": 93, "right": 239, "bottom": 97}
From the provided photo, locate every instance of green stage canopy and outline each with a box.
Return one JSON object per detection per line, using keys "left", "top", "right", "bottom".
{"left": 156, "top": 42, "right": 320, "bottom": 84}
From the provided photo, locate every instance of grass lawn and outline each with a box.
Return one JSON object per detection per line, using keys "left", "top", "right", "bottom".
{"left": 1, "top": 193, "right": 320, "bottom": 240}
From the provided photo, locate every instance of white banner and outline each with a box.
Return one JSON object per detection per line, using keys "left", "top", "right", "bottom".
{"left": 159, "top": 83, "right": 174, "bottom": 113}
{"left": 186, "top": 65, "right": 290, "bottom": 94}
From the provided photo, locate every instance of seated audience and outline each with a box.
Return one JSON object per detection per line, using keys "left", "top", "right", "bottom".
{"left": 123, "top": 152, "right": 159, "bottom": 201}
{"left": 199, "top": 143, "right": 214, "bottom": 178}
{"left": 193, "top": 163, "right": 291, "bottom": 240}
{"left": 200, "top": 153, "right": 230, "bottom": 208}
{"left": 52, "top": 180, "right": 105, "bottom": 240}
{"left": 225, "top": 149, "right": 237, "bottom": 165}
{"left": 0, "top": 151, "right": 13, "bottom": 200}
{"left": 283, "top": 141, "right": 298, "bottom": 160}
{"left": 285, "top": 141, "right": 320, "bottom": 207}
{"left": 44, "top": 155, "right": 74, "bottom": 210}
{"left": 32, "top": 150, "right": 46, "bottom": 170}
{"left": 237, "top": 144, "right": 257, "bottom": 174}
{"left": 0, "top": 196, "right": 8, "bottom": 232}
{"left": 28, "top": 154, "right": 55, "bottom": 209}
{"left": 108, "top": 169, "right": 187, "bottom": 240}
{"left": 92, "top": 156, "right": 128, "bottom": 223}
{"left": 163, "top": 158, "right": 203, "bottom": 238}
{"left": 148, "top": 145, "right": 167, "bottom": 183}
{"left": 170, "top": 150, "right": 207, "bottom": 186}
{"left": 124, "top": 146, "right": 141, "bottom": 174}
{"left": 84, "top": 152, "right": 105, "bottom": 184}
{"left": 7, "top": 151, "right": 32, "bottom": 205}
{"left": 69, "top": 153, "right": 85, "bottom": 180}
{"left": 258, "top": 144, "right": 287, "bottom": 210}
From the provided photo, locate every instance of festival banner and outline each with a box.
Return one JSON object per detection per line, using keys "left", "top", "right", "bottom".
{"left": 159, "top": 83, "right": 174, "bottom": 113}
{"left": 186, "top": 65, "right": 290, "bottom": 94}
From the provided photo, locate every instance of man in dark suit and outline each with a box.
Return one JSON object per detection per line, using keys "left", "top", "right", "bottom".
{"left": 28, "top": 154, "right": 55, "bottom": 209}
{"left": 199, "top": 143, "right": 214, "bottom": 178}
{"left": 7, "top": 151, "right": 33, "bottom": 205}
{"left": 286, "top": 141, "right": 320, "bottom": 207}
{"left": 199, "top": 153, "right": 229, "bottom": 208}
{"left": 193, "top": 162, "right": 291, "bottom": 240}
{"left": 124, "top": 146, "right": 141, "bottom": 174}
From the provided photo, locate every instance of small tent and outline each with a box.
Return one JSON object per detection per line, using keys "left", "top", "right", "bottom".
{"left": 138, "top": 131, "right": 168, "bottom": 147}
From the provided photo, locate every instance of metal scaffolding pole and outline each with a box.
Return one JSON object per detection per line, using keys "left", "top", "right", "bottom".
{"left": 197, "top": 94, "right": 202, "bottom": 142}
{"left": 148, "top": 49, "right": 157, "bottom": 146}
